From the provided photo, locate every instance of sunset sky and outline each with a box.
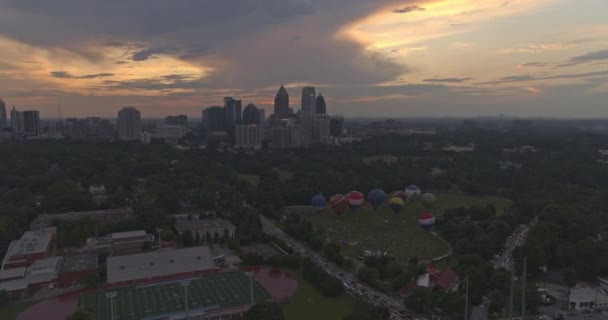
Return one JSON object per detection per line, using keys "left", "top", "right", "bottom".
{"left": 0, "top": 0, "right": 607, "bottom": 118}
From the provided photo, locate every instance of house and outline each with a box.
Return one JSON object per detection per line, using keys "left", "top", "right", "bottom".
{"left": 399, "top": 266, "right": 460, "bottom": 295}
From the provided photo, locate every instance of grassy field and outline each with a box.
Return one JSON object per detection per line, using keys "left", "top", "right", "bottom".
{"left": 302, "top": 193, "right": 511, "bottom": 264}
{"left": 81, "top": 272, "right": 270, "bottom": 320}
{"left": 273, "top": 168, "right": 293, "bottom": 182}
{"left": 0, "top": 301, "right": 36, "bottom": 320}
{"left": 282, "top": 271, "right": 354, "bottom": 320}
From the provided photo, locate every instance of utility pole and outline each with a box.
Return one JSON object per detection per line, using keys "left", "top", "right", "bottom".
{"left": 246, "top": 271, "right": 255, "bottom": 305}
{"left": 180, "top": 280, "right": 191, "bottom": 320}
{"left": 464, "top": 276, "right": 469, "bottom": 320}
{"left": 106, "top": 292, "right": 117, "bottom": 320}
{"left": 521, "top": 258, "right": 527, "bottom": 317}
{"left": 508, "top": 261, "right": 515, "bottom": 320}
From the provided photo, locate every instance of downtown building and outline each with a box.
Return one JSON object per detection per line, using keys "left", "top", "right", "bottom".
{"left": 117, "top": 107, "right": 142, "bottom": 141}
{"left": 235, "top": 124, "right": 264, "bottom": 150}
{"left": 0, "top": 99, "right": 6, "bottom": 130}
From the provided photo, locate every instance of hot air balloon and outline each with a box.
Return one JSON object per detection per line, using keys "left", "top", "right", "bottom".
{"left": 389, "top": 197, "right": 405, "bottom": 214}
{"left": 420, "top": 193, "right": 436, "bottom": 204}
{"left": 418, "top": 212, "right": 436, "bottom": 230}
{"left": 393, "top": 191, "right": 407, "bottom": 200}
{"left": 367, "top": 189, "right": 387, "bottom": 209}
{"left": 330, "top": 194, "right": 348, "bottom": 215}
{"left": 405, "top": 185, "right": 421, "bottom": 199}
{"left": 311, "top": 195, "right": 327, "bottom": 208}
{"left": 347, "top": 191, "right": 365, "bottom": 212}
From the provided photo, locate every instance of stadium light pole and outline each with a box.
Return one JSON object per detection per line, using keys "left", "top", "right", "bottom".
{"left": 245, "top": 272, "right": 255, "bottom": 306}
{"left": 106, "top": 291, "right": 117, "bottom": 320}
{"left": 180, "top": 280, "right": 191, "bottom": 320}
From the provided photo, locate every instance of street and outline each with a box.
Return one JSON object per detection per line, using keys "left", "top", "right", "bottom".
{"left": 259, "top": 214, "right": 415, "bottom": 320}
{"left": 493, "top": 216, "right": 538, "bottom": 270}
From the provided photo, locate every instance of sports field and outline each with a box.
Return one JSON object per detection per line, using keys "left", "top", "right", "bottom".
{"left": 303, "top": 192, "right": 511, "bottom": 264}
{"left": 80, "top": 272, "right": 270, "bottom": 320}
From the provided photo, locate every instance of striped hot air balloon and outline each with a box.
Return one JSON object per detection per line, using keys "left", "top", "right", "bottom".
{"left": 330, "top": 194, "right": 348, "bottom": 215}
{"left": 405, "top": 185, "right": 421, "bottom": 199}
{"left": 418, "top": 212, "right": 436, "bottom": 231}
{"left": 388, "top": 197, "right": 405, "bottom": 214}
{"left": 347, "top": 191, "right": 365, "bottom": 212}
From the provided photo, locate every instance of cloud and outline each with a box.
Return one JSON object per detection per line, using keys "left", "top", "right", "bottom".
{"left": 569, "top": 50, "right": 608, "bottom": 64}
{"left": 520, "top": 62, "right": 547, "bottom": 68}
{"left": 423, "top": 77, "right": 473, "bottom": 83}
{"left": 50, "top": 71, "right": 114, "bottom": 79}
{"left": 478, "top": 71, "right": 608, "bottom": 85}
{"left": 393, "top": 5, "right": 425, "bottom": 14}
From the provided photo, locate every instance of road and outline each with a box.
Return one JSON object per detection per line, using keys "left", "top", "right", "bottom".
{"left": 493, "top": 216, "right": 538, "bottom": 270}
{"left": 260, "top": 214, "right": 416, "bottom": 320}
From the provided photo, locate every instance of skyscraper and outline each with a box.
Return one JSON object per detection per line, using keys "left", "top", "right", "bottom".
{"left": 165, "top": 115, "right": 188, "bottom": 127}
{"left": 301, "top": 87, "right": 316, "bottom": 113}
{"left": 274, "top": 85, "right": 290, "bottom": 119}
{"left": 22, "top": 111, "right": 40, "bottom": 136}
{"left": 224, "top": 97, "right": 242, "bottom": 128}
{"left": 117, "top": 106, "right": 142, "bottom": 141}
{"left": 0, "top": 99, "right": 6, "bottom": 129}
{"left": 315, "top": 93, "right": 327, "bottom": 114}
{"left": 10, "top": 106, "right": 24, "bottom": 133}
{"left": 242, "top": 103, "right": 259, "bottom": 125}
{"left": 202, "top": 106, "right": 226, "bottom": 131}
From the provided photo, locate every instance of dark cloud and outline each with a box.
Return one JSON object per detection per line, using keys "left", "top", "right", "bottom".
{"left": 50, "top": 71, "right": 114, "bottom": 79}
{"left": 393, "top": 5, "right": 425, "bottom": 14}
{"left": 289, "top": 35, "right": 302, "bottom": 42}
{"left": 132, "top": 47, "right": 169, "bottom": 61}
{"left": 478, "top": 71, "right": 608, "bottom": 85}
{"left": 423, "top": 77, "right": 473, "bottom": 83}
{"left": 569, "top": 50, "right": 608, "bottom": 64}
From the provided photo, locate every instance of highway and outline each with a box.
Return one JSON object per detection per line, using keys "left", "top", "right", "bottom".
{"left": 493, "top": 216, "right": 538, "bottom": 270}
{"left": 260, "top": 214, "right": 415, "bottom": 320}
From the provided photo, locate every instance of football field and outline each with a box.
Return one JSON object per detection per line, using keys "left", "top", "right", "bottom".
{"left": 81, "top": 271, "right": 270, "bottom": 320}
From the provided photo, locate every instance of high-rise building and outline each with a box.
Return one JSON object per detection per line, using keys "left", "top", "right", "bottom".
{"left": 274, "top": 85, "right": 290, "bottom": 119}
{"left": 156, "top": 124, "right": 187, "bottom": 145}
{"left": 300, "top": 111, "right": 315, "bottom": 146}
{"left": 224, "top": 97, "right": 242, "bottom": 128}
{"left": 315, "top": 93, "right": 327, "bottom": 114}
{"left": 301, "top": 87, "right": 316, "bottom": 113}
{"left": 235, "top": 124, "right": 264, "bottom": 150}
{"left": 0, "top": 99, "right": 7, "bottom": 129}
{"left": 330, "top": 116, "right": 344, "bottom": 137}
{"left": 314, "top": 114, "right": 331, "bottom": 144}
{"left": 242, "top": 103, "right": 259, "bottom": 125}
{"left": 117, "top": 107, "right": 142, "bottom": 141}
{"left": 165, "top": 115, "right": 188, "bottom": 127}
{"left": 202, "top": 106, "right": 226, "bottom": 131}
{"left": 257, "top": 109, "right": 266, "bottom": 126}
{"left": 270, "top": 120, "right": 302, "bottom": 149}
{"left": 10, "top": 106, "right": 24, "bottom": 133}
{"left": 23, "top": 111, "right": 40, "bottom": 136}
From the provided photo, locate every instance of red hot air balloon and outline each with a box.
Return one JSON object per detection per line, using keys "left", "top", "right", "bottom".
{"left": 347, "top": 191, "right": 364, "bottom": 212}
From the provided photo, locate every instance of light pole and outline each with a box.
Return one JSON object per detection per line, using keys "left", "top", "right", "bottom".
{"left": 245, "top": 272, "right": 255, "bottom": 306}
{"left": 106, "top": 292, "right": 117, "bottom": 320}
{"left": 180, "top": 280, "right": 191, "bottom": 320}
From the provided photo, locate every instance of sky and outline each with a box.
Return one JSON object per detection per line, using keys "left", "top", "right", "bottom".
{"left": 0, "top": 0, "right": 607, "bottom": 118}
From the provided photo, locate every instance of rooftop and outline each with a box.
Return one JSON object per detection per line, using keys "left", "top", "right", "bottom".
{"left": 106, "top": 247, "right": 216, "bottom": 284}
{"left": 432, "top": 269, "right": 459, "bottom": 290}
{"left": 175, "top": 218, "right": 236, "bottom": 234}
{"left": 110, "top": 230, "right": 148, "bottom": 240}
{"left": 0, "top": 257, "right": 61, "bottom": 292}
{"left": 60, "top": 254, "right": 98, "bottom": 273}
{"left": 0, "top": 267, "right": 26, "bottom": 281}
{"left": 5, "top": 228, "right": 54, "bottom": 257}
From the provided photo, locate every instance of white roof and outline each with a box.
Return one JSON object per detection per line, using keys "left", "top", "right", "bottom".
{"left": 0, "top": 257, "right": 61, "bottom": 292}
{"left": 417, "top": 273, "right": 431, "bottom": 288}
{"left": 107, "top": 247, "right": 216, "bottom": 284}
{"left": 4, "top": 228, "right": 53, "bottom": 257}
{"left": 0, "top": 267, "right": 26, "bottom": 280}
{"left": 570, "top": 285, "right": 599, "bottom": 302}
{"left": 110, "top": 230, "right": 147, "bottom": 240}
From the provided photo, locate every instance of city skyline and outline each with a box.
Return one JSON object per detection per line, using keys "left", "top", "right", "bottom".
{"left": 0, "top": 1, "right": 607, "bottom": 118}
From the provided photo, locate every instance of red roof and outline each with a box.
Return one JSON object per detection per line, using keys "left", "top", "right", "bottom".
{"left": 399, "top": 280, "right": 418, "bottom": 295}
{"left": 432, "top": 269, "right": 459, "bottom": 290}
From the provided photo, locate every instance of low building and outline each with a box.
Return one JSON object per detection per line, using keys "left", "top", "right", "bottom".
{"left": 0, "top": 257, "right": 62, "bottom": 298}
{"left": 431, "top": 268, "right": 460, "bottom": 292}
{"left": 106, "top": 247, "right": 217, "bottom": 286}
{"left": 569, "top": 283, "right": 608, "bottom": 310}
{"left": 174, "top": 218, "right": 236, "bottom": 244}
{"left": 1, "top": 228, "right": 56, "bottom": 269}
{"left": 58, "top": 253, "right": 98, "bottom": 288}
{"left": 85, "top": 230, "right": 154, "bottom": 256}
{"left": 30, "top": 208, "right": 134, "bottom": 230}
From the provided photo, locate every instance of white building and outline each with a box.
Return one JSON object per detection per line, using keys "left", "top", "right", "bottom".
{"left": 569, "top": 283, "right": 608, "bottom": 310}
{"left": 117, "top": 107, "right": 141, "bottom": 141}
{"left": 155, "top": 124, "right": 187, "bottom": 144}
{"left": 235, "top": 124, "right": 263, "bottom": 150}
{"left": 314, "top": 114, "right": 331, "bottom": 144}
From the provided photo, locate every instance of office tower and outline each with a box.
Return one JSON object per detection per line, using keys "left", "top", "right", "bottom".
{"left": 224, "top": 97, "right": 242, "bottom": 128}
{"left": 315, "top": 93, "right": 327, "bottom": 114}
{"left": 117, "top": 106, "right": 142, "bottom": 141}
{"left": 0, "top": 99, "right": 6, "bottom": 129}
{"left": 202, "top": 106, "right": 226, "bottom": 131}
{"left": 165, "top": 115, "right": 188, "bottom": 127}
{"left": 301, "top": 87, "right": 316, "bottom": 113}
{"left": 235, "top": 124, "right": 264, "bottom": 150}
{"left": 10, "top": 106, "right": 24, "bottom": 133}
{"left": 242, "top": 103, "right": 259, "bottom": 125}
{"left": 274, "top": 85, "right": 290, "bottom": 119}
{"left": 23, "top": 111, "right": 40, "bottom": 136}
{"left": 256, "top": 109, "right": 266, "bottom": 126}
{"left": 314, "top": 114, "right": 331, "bottom": 144}
{"left": 330, "top": 116, "right": 344, "bottom": 137}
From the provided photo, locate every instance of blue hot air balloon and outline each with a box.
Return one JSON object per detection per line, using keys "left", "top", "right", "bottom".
{"left": 367, "top": 189, "right": 387, "bottom": 209}
{"left": 311, "top": 195, "right": 327, "bottom": 208}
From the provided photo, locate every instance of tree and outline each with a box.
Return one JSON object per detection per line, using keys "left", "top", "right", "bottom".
{"left": 84, "top": 274, "right": 99, "bottom": 288}
{"left": 0, "top": 290, "right": 9, "bottom": 307}
{"left": 245, "top": 302, "right": 285, "bottom": 320}
{"left": 66, "top": 308, "right": 92, "bottom": 320}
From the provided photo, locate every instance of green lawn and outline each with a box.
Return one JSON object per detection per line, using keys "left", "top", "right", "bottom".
{"left": 237, "top": 173, "right": 261, "bottom": 187}
{"left": 282, "top": 271, "right": 354, "bottom": 320}
{"left": 0, "top": 301, "right": 36, "bottom": 320}
{"left": 273, "top": 168, "right": 293, "bottom": 182}
{"left": 302, "top": 193, "right": 511, "bottom": 264}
